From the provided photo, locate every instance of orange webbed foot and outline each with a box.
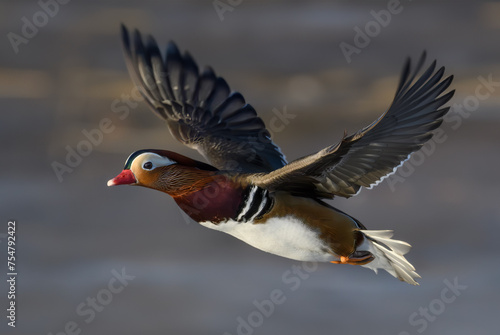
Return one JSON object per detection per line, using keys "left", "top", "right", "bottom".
{"left": 330, "top": 252, "right": 374, "bottom": 265}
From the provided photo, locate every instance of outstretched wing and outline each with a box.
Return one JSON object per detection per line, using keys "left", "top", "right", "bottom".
{"left": 121, "top": 25, "right": 287, "bottom": 173}
{"left": 250, "top": 52, "right": 454, "bottom": 198}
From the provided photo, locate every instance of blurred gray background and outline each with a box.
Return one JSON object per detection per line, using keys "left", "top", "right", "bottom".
{"left": 1, "top": 1, "right": 499, "bottom": 334}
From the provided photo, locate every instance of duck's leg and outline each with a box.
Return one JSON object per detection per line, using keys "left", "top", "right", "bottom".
{"left": 330, "top": 251, "right": 374, "bottom": 265}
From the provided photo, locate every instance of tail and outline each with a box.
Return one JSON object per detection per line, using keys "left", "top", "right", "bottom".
{"left": 358, "top": 230, "right": 421, "bottom": 285}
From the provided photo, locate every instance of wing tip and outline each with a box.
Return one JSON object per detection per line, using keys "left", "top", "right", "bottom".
{"left": 166, "top": 41, "right": 181, "bottom": 58}
{"left": 120, "top": 24, "right": 131, "bottom": 54}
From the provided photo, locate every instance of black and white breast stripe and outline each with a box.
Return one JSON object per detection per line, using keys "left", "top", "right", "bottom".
{"left": 236, "top": 185, "right": 273, "bottom": 222}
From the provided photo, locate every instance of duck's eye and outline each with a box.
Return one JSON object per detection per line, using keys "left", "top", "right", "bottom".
{"left": 143, "top": 162, "right": 153, "bottom": 170}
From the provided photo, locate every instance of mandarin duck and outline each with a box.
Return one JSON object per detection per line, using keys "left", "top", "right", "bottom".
{"left": 108, "top": 25, "right": 454, "bottom": 285}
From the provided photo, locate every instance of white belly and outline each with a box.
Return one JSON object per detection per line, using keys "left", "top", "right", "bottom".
{"left": 199, "top": 215, "right": 336, "bottom": 262}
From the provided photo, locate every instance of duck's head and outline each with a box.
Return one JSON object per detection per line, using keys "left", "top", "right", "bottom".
{"left": 107, "top": 149, "right": 218, "bottom": 196}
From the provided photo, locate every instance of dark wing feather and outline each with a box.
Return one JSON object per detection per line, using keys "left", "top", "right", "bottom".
{"left": 250, "top": 52, "right": 454, "bottom": 198}
{"left": 121, "top": 25, "right": 287, "bottom": 173}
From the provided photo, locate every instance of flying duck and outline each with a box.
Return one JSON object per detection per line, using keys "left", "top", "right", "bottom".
{"left": 108, "top": 25, "right": 454, "bottom": 285}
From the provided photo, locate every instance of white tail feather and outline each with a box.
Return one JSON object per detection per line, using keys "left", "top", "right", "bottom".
{"left": 359, "top": 230, "right": 421, "bottom": 285}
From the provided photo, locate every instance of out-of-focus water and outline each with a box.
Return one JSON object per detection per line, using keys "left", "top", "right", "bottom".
{"left": 1, "top": 1, "right": 499, "bottom": 334}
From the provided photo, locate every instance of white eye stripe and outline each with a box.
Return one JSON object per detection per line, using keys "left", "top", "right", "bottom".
{"left": 132, "top": 153, "right": 176, "bottom": 171}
